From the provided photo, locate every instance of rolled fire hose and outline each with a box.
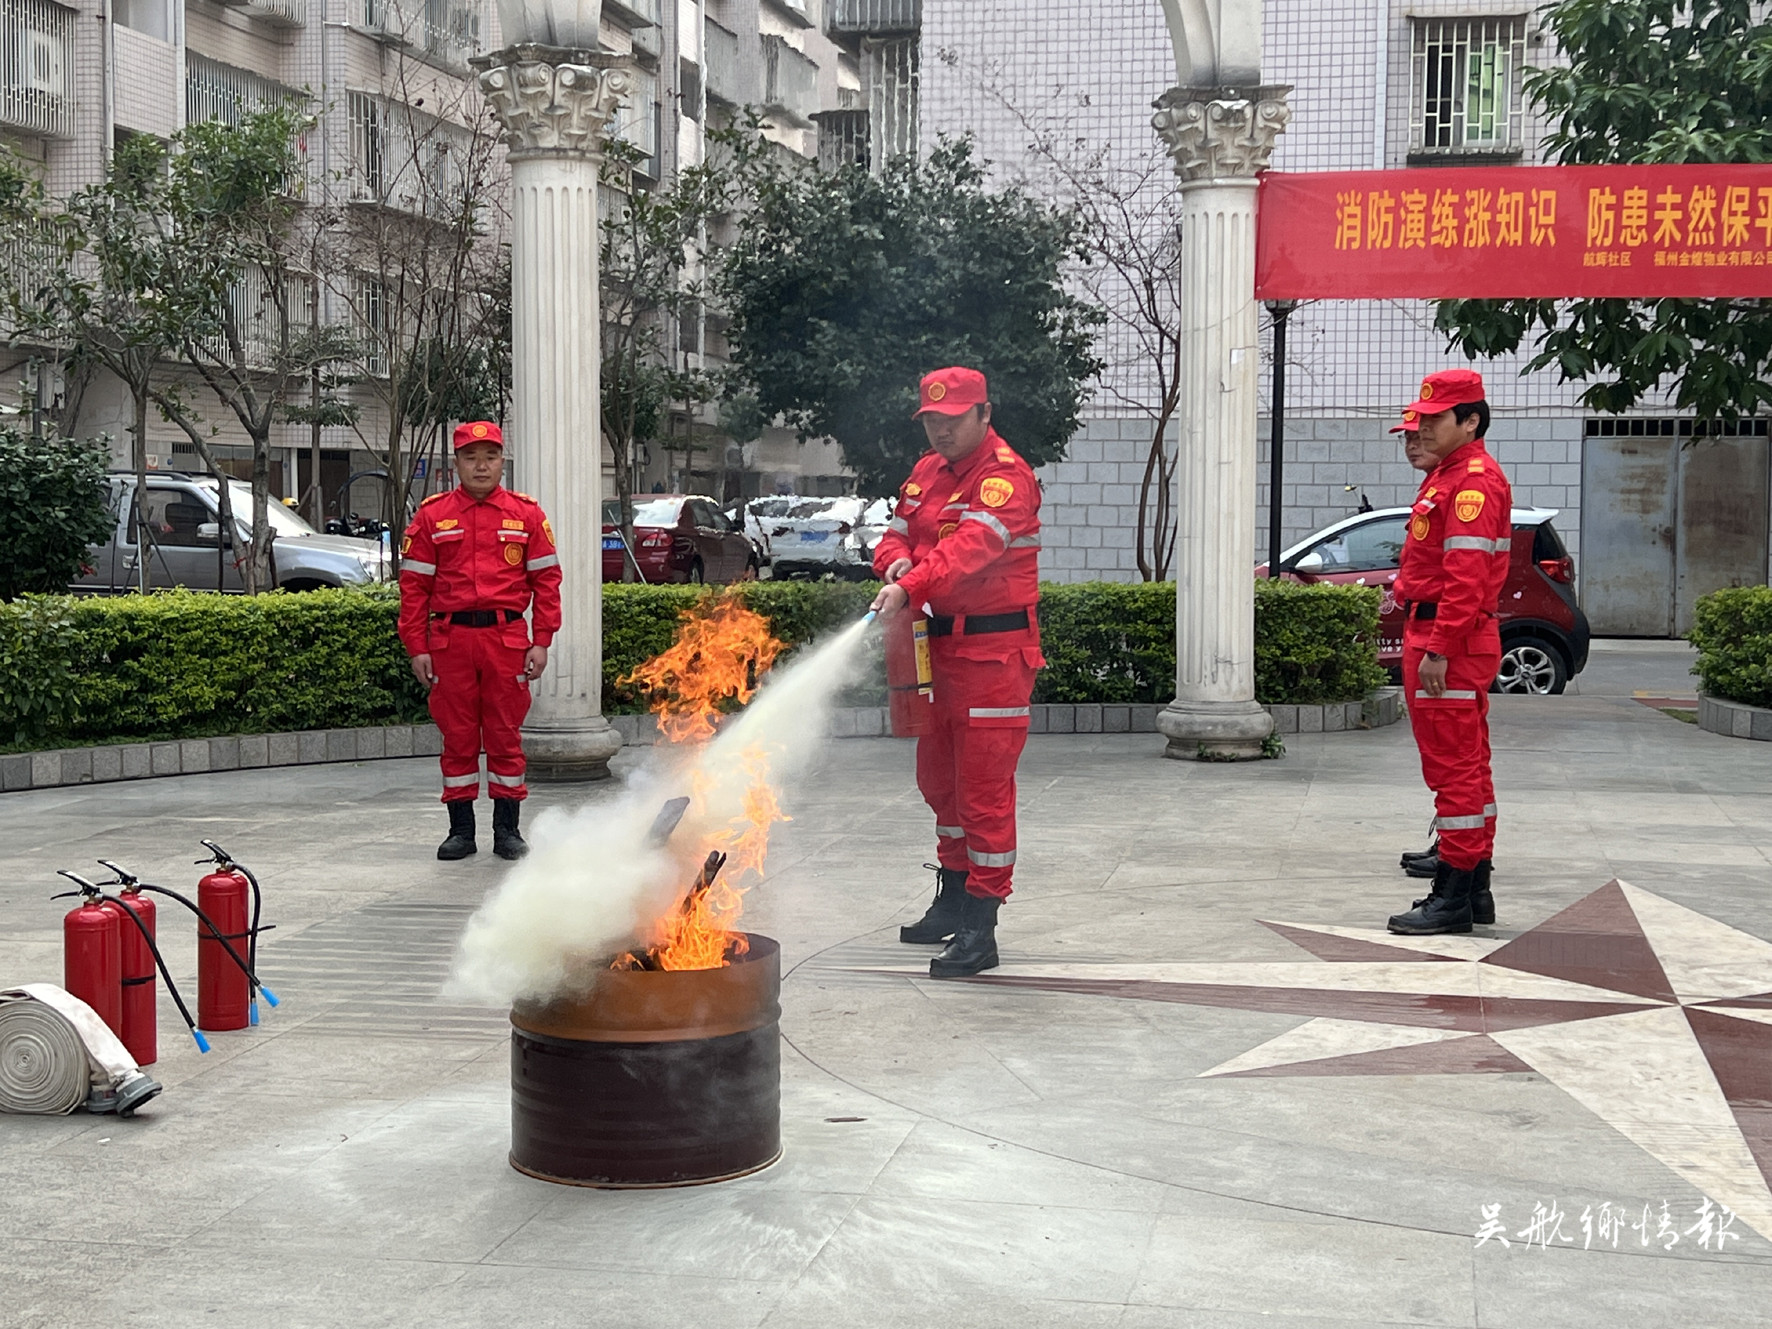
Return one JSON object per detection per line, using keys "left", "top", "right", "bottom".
{"left": 0, "top": 984, "right": 162, "bottom": 1116}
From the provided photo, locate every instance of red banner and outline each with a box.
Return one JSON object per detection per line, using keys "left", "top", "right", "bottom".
{"left": 1256, "top": 164, "right": 1772, "bottom": 300}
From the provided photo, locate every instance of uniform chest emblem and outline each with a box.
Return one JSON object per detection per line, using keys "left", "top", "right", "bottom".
{"left": 504, "top": 544, "right": 523, "bottom": 566}
{"left": 938, "top": 522, "right": 959, "bottom": 540}
{"left": 436, "top": 518, "right": 459, "bottom": 531}
{"left": 980, "top": 476, "right": 1015, "bottom": 508}
{"left": 1411, "top": 514, "right": 1430, "bottom": 541}
{"left": 502, "top": 519, "right": 525, "bottom": 530}
{"left": 904, "top": 482, "right": 922, "bottom": 497}
{"left": 1454, "top": 490, "right": 1486, "bottom": 523}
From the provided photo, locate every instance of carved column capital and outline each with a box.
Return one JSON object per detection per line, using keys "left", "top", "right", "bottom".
{"left": 476, "top": 46, "right": 633, "bottom": 159}
{"left": 1152, "top": 84, "right": 1291, "bottom": 184}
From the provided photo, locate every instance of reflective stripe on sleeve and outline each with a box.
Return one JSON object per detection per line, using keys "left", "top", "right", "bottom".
{"left": 442, "top": 772, "right": 480, "bottom": 788}
{"left": 887, "top": 517, "right": 910, "bottom": 534}
{"left": 1484, "top": 803, "right": 1498, "bottom": 819}
{"left": 968, "top": 847, "right": 1016, "bottom": 867}
{"left": 961, "top": 509, "right": 1012, "bottom": 545}
{"left": 969, "top": 707, "right": 1030, "bottom": 719}
{"left": 1433, "top": 813, "right": 1488, "bottom": 830}
{"left": 487, "top": 770, "right": 526, "bottom": 787}
{"left": 1415, "top": 689, "right": 1479, "bottom": 700}
{"left": 1442, "top": 536, "right": 1511, "bottom": 554}
{"left": 402, "top": 559, "right": 437, "bottom": 576}
{"left": 1009, "top": 533, "right": 1041, "bottom": 549}
{"left": 526, "top": 554, "right": 560, "bottom": 571}
{"left": 936, "top": 824, "right": 966, "bottom": 839}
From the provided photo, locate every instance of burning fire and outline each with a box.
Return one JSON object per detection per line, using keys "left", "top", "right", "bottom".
{"left": 617, "top": 595, "right": 790, "bottom": 971}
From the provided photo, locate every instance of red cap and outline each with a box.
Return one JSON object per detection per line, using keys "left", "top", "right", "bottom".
{"left": 1388, "top": 408, "right": 1420, "bottom": 435}
{"left": 914, "top": 367, "right": 988, "bottom": 418}
{"left": 1402, "top": 368, "right": 1485, "bottom": 418}
{"left": 452, "top": 421, "right": 503, "bottom": 450}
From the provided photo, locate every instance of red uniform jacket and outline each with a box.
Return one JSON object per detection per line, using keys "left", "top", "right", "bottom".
{"left": 397, "top": 485, "right": 563, "bottom": 656}
{"left": 872, "top": 428, "right": 1042, "bottom": 661}
{"left": 1394, "top": 440, "right": 1514, "bottom": 657}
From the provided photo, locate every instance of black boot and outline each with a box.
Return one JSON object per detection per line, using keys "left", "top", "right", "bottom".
{"left": 1401, "top": 839, "right": 1440, "bottom": 878}
{"left": 438, "top": 801, "right": 477, "bottom": 860}
{"left": 1471, "top": 858, "right": 1495, "bottom": 926}
{"left": 492, "top": 798, "right": 529, "bottom": 860}
{"left": 1388, "top": 860, "right": 1473, "bottom": 935}
{"left": 930, "top": 892, "right": 1001, "bottom": 978}
{"left": 900, "top": 865, "right": 969, "bottom": 944}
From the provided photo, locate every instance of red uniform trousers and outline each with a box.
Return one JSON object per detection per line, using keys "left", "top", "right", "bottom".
{"left": 915, "top": 648, "right": 1037, "bottom": 900}
{"left": 1403, "top": 626, "right": 1499, "bottom": 869}
{"left": 427, "top": 616, "right": 532, "bottom": 804}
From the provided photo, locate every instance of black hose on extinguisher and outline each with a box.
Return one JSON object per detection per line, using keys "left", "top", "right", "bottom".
{"left": 196, "top": 840, "right": 274, "bottom": 1024}
{"left": 128, "top": 882, "right": 280, "bottom": 1012}
{"left": 56, "top": 871, "right": 209, "bottom": 1053}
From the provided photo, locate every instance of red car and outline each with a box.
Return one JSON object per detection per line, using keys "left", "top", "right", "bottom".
{"left": 602, "top": 496, "right": 759, "bottom": 584}
{"left": 1257, "top": 505, "right": 1591, "bottom": 694}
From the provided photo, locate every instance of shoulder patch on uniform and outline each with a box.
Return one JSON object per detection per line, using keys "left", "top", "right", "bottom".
{"left": 995, "top": 446, "right": 1015, "bottom": 463}
{"left": 1454, "top": 489, "right": 1486, "bottom": 523}
{"left": 513, "top": 491, "right": 536, "bottom": 503}
{"left": 542, "top": 517, "right": 554, "bottom": 544}
{"left": 979, "top": 476, "right": 1015, "bottom": 508}
{"left": 420, "top": 491, "right": 448, "bottom": 506}
{"left": 1467, "top": 459, "right": 1486, "bottom": 473}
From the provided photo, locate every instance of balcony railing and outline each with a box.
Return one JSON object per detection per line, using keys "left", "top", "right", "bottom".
{"left": 0, "top": 0, "right": 75, "bottom": 140}
{"left": 827, "top": 0, "right": 919, "bottom": 38}
{"left": 361, "top": 0, "right": 483, "bottom": 74}
{"left": 186, "top": 54, "right": 303, "bottom": 127}
{"left": 762, "top": 34, "right": 818, "bottom": 127}
{"left": 214, "top": 0, "right": 305, "bottom": 27}
{"left": 704, "top": 16, "right": 741, "bottom": 106}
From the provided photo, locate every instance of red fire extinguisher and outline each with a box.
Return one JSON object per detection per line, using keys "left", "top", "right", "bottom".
{"left": 197, "top": 860, "right": 251, "bottom": 1032}
{"left": 884, "top": 609, "right": 935, "bottom": 738}
{"left": 92, "top": 860, "right": 159, "bottom": 1066}
{"left": 60, "top": 878, "right": 123, "bottom": 1037}
{"left": 69, "top": 865, "right": 213, "bottom": 1055}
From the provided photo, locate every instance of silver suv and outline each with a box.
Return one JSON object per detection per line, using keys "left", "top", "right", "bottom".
{"left": 73, "top": 473, "right": 391, "bottom": 593}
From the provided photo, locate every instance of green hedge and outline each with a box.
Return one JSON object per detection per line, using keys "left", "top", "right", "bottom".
{"left": 1689, "top": 586, "right": 1772, "bottom": 709}
{"left": 0, "top": 586, "right": 427, "bottom": 748}
{"left": 0, "top": 579, "right": 1386, "bottom": 751}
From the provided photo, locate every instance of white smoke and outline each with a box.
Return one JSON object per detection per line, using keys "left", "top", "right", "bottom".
{"left": 446, "top": 618, "right": 872, "bottom": 1007}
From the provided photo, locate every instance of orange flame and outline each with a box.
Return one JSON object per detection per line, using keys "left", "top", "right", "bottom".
{"left": 617, "top": 595, "right": 790, "bottom": 971}
{"left": 621, "top": 596, "right": 784, "bottom": 744}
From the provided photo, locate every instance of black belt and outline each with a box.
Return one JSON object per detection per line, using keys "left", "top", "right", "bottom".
{"left": 433, "top": 609, "right": 523, "bottom": 627}
{"left": 1404, "top": 601, "right": 1437, "bottom": 621}
{"left": 926, "top": 609, "right": 1031, "bottom": 637}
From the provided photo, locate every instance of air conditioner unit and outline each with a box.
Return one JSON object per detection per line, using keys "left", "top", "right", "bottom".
{"left": 25, "top": 29, "right": 63, "bottom": 95}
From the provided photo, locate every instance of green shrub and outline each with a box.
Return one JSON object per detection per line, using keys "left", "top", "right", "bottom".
{"left": 0, "top": 430, "right": 115, "bottom": 602}
{"left": 0, "top": 586, "right": 427, "bottom": 747}
{"left": 1689, "top": 586, "right": 1772, "bottom": 708}
{"left": 0, "top": 578, "right": 1388, "bottom": 751}
{"left": 1253, "top": 580, "right": 1389, "bottom": 706}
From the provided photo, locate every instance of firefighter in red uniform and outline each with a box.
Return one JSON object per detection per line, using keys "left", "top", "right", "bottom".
{"left": 1386, "top": 370, "right": 1512, "bottom": 935}
{"left": 398, "top": 421, "right": 562, "bottom": 862}
{"left": 868, "top": 367, "right": 1044, "bottom": 979}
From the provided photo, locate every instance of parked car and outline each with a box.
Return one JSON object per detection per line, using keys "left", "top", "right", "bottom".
{"left": 601, "top": 495, "right": 759, "bottom": 583}
{"left": 767, "top": 496, "right": 886, "bottom": 581}
{"left": 72, "top": 473, "right": 390, "bottom": 594}
{"left": 1257, "top": 505, "right": 1590, "bottom": 694}
{"left": 839, "top": 498, "right": 897, "bottom": 574}
{"left": 724, "top": 498, "right": 787, "bottom": 575}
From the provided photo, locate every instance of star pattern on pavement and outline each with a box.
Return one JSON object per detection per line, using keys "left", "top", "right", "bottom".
{"left": 879, "top": 880, "right": 1772, "bottom": 1243}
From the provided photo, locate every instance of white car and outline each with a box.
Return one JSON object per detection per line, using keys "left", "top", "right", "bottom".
{"left": 764, "top": 496, "right": 889, "bottom": 581}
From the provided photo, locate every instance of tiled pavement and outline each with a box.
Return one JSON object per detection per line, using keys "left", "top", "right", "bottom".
{"left": 3, "top": 641, "right": 1769, "bottom": 1328}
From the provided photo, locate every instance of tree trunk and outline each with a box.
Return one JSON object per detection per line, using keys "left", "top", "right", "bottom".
{"left": 131, "top": 384, "right": 149, "bottom": 594}
{"left": 247, "top": 429, "right": 273, "bottom": 593}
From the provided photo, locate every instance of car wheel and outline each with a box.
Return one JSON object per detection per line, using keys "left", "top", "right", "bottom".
{"left": 1494, "top": 635, "right": 1568, "bottom": 695}
{"left": 688, "top": 558, "right": 705, "bottom": 585}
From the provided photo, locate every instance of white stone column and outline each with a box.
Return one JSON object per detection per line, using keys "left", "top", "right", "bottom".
{"left": 480, "top": 48, "right": 631, "bottom": 780}
{"left": 1151, "top": 86, "right": 1290, "bottom": 760}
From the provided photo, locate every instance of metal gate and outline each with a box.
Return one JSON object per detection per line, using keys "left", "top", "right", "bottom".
{"left": 1581, "top": 420, "right": 1770, "bottom": 636}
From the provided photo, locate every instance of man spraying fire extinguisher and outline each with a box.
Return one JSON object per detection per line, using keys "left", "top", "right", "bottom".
{"left": 399, "top": 421, "right": 561, "bottom": 862}
{"left": 868, "top": 367, "right": 1044, "bottom": 978}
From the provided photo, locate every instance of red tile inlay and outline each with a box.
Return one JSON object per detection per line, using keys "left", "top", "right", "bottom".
{"left": 1685, "top": 1007, "right": 1772, "bottom": 1189}
{"left": 1260, "top": 920, "right": 1459, "bottom": 963}
{"left": 961, "top": 975, "right": 1652, "bottom": 1033}
{"left": 1216, "top": 1033, "right": 1531, "bottom": 1079}
{"left": 1480, "top": 880, "right": 1677, "bottom": 1002}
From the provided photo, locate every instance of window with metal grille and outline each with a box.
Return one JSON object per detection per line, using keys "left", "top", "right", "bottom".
{"left": 1586, "top": 417, "right": 1770, "bottom": 438}
{"left": 1410, "top": 17, "right": 1525, "bottom": 159}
